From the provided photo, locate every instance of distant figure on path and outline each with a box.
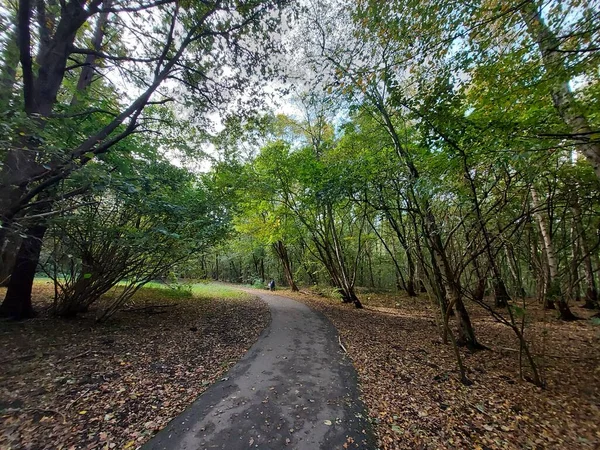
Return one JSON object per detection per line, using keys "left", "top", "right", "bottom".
{"left": 268, "top": 279, "right": 275, "bottom": 291}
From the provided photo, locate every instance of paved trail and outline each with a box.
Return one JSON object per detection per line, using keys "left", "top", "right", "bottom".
{"left": 143, "top": 290, "right": 375, "bottom": 450}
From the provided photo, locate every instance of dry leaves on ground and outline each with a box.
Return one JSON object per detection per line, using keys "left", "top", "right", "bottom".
{"left": 280, "top": 289, "right": 600, "bottom": 450}
{"left": 0, "top": 282, "right": 270, "bottom": 450}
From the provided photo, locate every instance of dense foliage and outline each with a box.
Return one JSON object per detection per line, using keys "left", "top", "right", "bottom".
{"left": 1, "top": 0, "right": 599, "bottom": 386}
{"left": 195, "top": 0, "right": 599, "bottom": 386}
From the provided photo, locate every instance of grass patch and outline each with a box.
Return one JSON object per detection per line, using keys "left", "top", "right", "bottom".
{"left": 24, "top": 278, "right": 248, "bottom": 303}
{"left": 190, "top": 282, "right": 250, "bottom": 300}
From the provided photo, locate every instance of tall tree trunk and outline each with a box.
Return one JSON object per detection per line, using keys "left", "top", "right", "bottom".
{"left": 424, "top": 209, "right": 479, "bottom": 348}
{"left": 520, "top": 0, "right": 600, "bottom": 179}
{"left": 457, "top": 141, "right": 510, "bottom": 308}
{"left": 0, "top": 222, "right": 45, "bottom": 319}
{"left": 406, "top": 254, "right": 417, "bottom": 297}
{"left": 70, "top": 0, "right": 112, "bottom": 105}
{"left": 471, "top": 253, "right": 486, "bottom": 303}
{"left": 422, "top": 211, "right": 477, "bottom": 346}
{"left": 573, "top": 201, "right": 598, "bottom": 308}
{"left": 385, "top": 211, "right": 418, "bottom": 296}
{"left": 0, "top": 19, "right": 19, "bottom": 107}
{"left": 531, "top": 188, "right": 578, "bottom": 320}
{"left": 366, "top": 250, "right": 375, "bottom": 288}
{"left": 529, "top": 227, "right": 553, "bottom": 308}
{"left": 568, "top": 223, "right": 581, "bottom": 303}
{"left": 272, "top": 240, "right": 298, "bottom": 291}
{"left": 326, "top": 205, "right": 362, "bottom": 308}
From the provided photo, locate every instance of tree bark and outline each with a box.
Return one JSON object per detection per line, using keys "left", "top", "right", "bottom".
{"left": 1, "top": 1, "right": 113, "bottom": 314}
{"left": 520, "top": 0, "right": 600, "bottom": 179}
{"left": 273, "top": 240, "right": 298, "bottom": 291}
{"left": 424, "top": 209, "right": 479, "bottom": 348}
{"left": 0, "top": 18, "right": 18, "bottom": 107}
{"left": 385, "top": 211, "right": 418, "bottom": 296}
{"left": 0, "top": 222, "right": 45, "bottom": 319}
{"left": 71, "top": 0, "right": 112, "bottom": 104}
{"left": 0, "top": 231, "right": 21, "bottom": 286}
{"left": 573, "top": 200, "right": 598, "bottom": 308}
{"left": 531, "top": 188, "right": 578, "bottom": 320}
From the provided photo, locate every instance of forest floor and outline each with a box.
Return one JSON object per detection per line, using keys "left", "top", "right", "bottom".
{"left": 274, "top": 287, "right": 600, "bottom": 450}
{"left": 0, "top": 281, "right": 270, "bottom": 450}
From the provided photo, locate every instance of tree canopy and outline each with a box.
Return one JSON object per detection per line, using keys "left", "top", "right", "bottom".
{"left": 1, "top": 0, "right": 599, "bottom": 389}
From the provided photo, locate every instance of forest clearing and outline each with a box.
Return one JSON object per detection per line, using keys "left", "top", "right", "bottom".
{"left": 1, "top": 0, "right": 600, "bottom": 448}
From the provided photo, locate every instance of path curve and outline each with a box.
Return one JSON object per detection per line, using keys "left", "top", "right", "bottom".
{"left": 143, "top": 290, "right": 375, "bottom": 450}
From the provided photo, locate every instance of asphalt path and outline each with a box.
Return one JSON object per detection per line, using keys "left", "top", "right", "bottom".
{"left": 143, "top": 290, "right": 375, "bottom": 450}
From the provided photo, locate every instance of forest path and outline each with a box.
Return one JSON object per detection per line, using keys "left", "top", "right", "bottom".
{"left": 142, "top": 289, "right": 375, "bottom": 450}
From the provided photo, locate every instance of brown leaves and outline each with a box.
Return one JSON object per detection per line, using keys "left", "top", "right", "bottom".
{"left": 282, "top": 290, "right": 600, "bottom": 449}
{"left": 0, "top": 284, "right": 270, "bottom": 449}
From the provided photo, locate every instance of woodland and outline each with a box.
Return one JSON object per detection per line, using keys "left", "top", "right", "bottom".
{"left": 1, "top": 0, "right": 600, "bottom": 448}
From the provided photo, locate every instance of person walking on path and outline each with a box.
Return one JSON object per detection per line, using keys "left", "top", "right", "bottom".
{"left": 268, "top": 279, "right": 275, "bottom": 291}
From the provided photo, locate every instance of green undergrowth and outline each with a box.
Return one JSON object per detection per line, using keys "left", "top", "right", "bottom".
{"left": 27, "top": 278, "right": 251, "bottom": 305}
{"left": 114, "top": 281, "right": 251, "bottom": 301}
{"left": 190, "top": 282, "right": 251, "bottom": 300}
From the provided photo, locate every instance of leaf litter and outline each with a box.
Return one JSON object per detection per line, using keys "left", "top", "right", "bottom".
{"left": 280, "top": 289, "right": 600, "bottom": 449}
{"left": 0, "top": 283, "right": 270, "bottom": 449}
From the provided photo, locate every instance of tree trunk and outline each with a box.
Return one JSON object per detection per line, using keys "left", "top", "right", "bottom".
{"left": 366, "top": 250, "right": 375, "bottom": 288}
{"left": 214, "top": 253, "right": 219, "bottom": 280}
{"left": 573, "top": 200, "right": 598, "bottom": 308}
{"left": 0, "top": 20, "right": 18, "bottom": 107}
{"left": 384, "top": 212, "right": 417, "bottom": 296}
{"left": 531, "top": 188, "right": 578, "bottom": 320}
{"left": 452, "top": 287, "right": 479, "bottom": 349}
{"left": 0, "top": 222, "right": 46, "bottom": 319}
{"left": 520, "top": 0, "right": 600, "bottom": 179}
{"left": 568, "top": 223, "right": 581, "bottom": 303}
{"left": 405, "top": 255, "right": 417, "bottom": 297}
{"left": 273, "top": 241, "right": 298, "bottom": 291}
{"left": 458, "top": 141, "right": 509, "bottom": 308}
{"left": 0, "top": 231, "right": 21, "bottom": 286}
{"left": 471, "top": 255, "right": 486, "bottom": 303}
{"left": 425, "top": 210, "right": 479, "bottom": 347}
{"left": 260, "top": 257, "right": 265, "bottom": 283}
{"left": 339, "top": 285, "right": 363, "bottom": 308}
{"left": 492, "top": 277, "right": 511, "bottom": 308}
{"left": 70, "top": 0, "right": 112, "bottom": 104}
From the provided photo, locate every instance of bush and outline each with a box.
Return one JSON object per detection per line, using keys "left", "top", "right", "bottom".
{"left": 251, "top": 278, "right": 266, "bottom": 289}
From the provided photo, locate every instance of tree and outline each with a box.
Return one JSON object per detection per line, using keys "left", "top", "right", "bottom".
{"left": 0, "top": 0, "right": 287, "bottom": 318}
{"left": 45, "top": 156, "right": 227, "bottom": 319}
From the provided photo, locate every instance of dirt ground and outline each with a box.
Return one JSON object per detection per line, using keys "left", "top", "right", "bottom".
{"left": 2, "top": 281, "right": 599, "bottom": 449}
{"left": 0, "top": 281, "right": 270, "bottom": 450}
{"left": 278, "top": 288, "right": 600, "bottom": 450}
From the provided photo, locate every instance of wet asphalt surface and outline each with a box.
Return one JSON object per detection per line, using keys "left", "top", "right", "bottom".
{"left": 142, "top": 290, "right": 375, "bottom": 450}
